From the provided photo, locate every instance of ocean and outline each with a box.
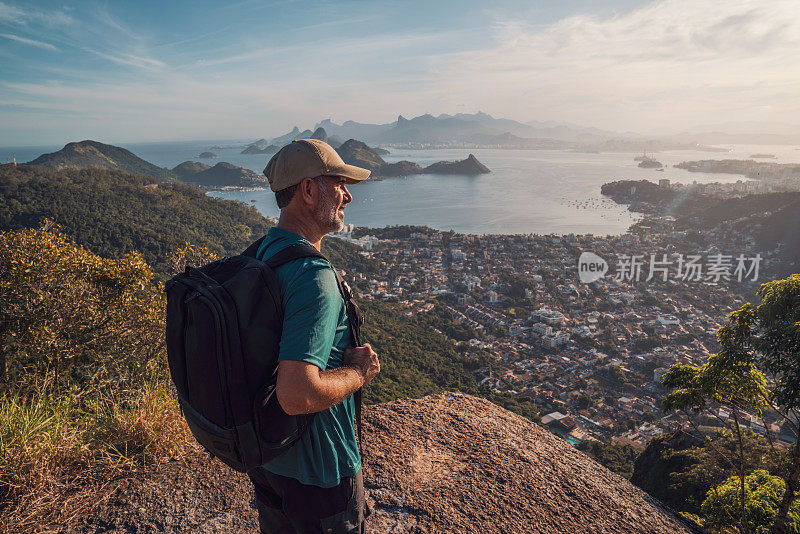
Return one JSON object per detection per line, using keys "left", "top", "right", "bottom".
{"left": 4, "top": 140, "right": 798, "bottom": 236}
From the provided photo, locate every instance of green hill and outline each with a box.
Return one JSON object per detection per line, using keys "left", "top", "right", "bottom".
{"left": 0, "top": 164, "right": 268, "bottom": 273}
{"left": 27, "top": 140, "right": 176, "bottom": 180}
{"left": 185, "top": 162, "right": 267, "bottom": 188}
{"left": 172, "top": 160, "right": 210, "bottom": 180}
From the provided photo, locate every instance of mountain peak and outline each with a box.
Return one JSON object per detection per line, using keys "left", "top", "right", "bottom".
{"left": 311, "top": 127, "right": 328, "bottom": 141}
{"left": 27, "top": 140, "right": 174, "bottom": 180}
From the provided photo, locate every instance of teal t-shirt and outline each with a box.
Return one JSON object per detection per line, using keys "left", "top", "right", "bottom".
{"left": 256, "top": 227, "right": 361, "bottom": 488}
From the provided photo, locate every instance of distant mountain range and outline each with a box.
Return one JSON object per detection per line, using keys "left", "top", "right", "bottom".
{"left": 260, "top": 112, "right": 655, "bottom": 151}
{"left": 301, "top": 112, "right": 620, "bottom": 148}
{"left": 256, "top": 112, "right": 800, "bottom": 151}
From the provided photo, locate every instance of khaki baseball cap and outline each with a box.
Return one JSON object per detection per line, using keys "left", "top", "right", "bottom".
{"left": 263, "top": 138, "right": 371, "bottom": 192}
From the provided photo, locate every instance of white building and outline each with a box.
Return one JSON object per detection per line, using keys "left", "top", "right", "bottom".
{"left": 541, "top": 331, "right": 570, "bottom": 348}
{"left": 532, "top": 307, "right": 566, "bottom": 325}
{"left": 658, "top": 315, "right": 680, "bottom": 326}
{"left": 531, "top": 323, "right": 553, "bottom": 336}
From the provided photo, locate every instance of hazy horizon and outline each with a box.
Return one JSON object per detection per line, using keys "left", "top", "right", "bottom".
{"left": 2, "top": 0, "right": 800, "bottom": 145}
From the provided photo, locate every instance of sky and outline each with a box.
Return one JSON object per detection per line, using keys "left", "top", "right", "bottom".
{"left": 1, "top": 0, "right": 799, "bottom": 145}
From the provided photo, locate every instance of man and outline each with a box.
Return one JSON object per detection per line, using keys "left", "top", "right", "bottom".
{"left": 248, "top": 139, "right": 381, "bottom": 534}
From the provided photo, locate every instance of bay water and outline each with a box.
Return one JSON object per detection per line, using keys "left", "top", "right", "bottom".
{"left": 4, "top": 140, "right": 798, "bottom": 235}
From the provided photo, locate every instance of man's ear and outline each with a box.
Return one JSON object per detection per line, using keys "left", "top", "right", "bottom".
{"left": 299, "top": 177, "right": 317, "bottom": 204}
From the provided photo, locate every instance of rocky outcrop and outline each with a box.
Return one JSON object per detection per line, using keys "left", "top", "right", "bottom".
{"left": 422, "top": 154, "right": 491, "bottom": 175}
{"left": 378, "top": 160, "right": 422, "bottom": 177}
{"left": 70, "top": 393, "right": 701, "bottom": 533}
{"left": 336, "top": 139, "right": 387, "bottom": 171}
{"left": 27, "top": 140, "right": 176, "bottom": 180}
{"left": 180, "top": 162, "right": 266, "bottom": 188}
{"left": 171, "top": 161, "right": 210, "bottom": 180}
{"left": 363, "top": 393, "right": 700, "bottom": 533}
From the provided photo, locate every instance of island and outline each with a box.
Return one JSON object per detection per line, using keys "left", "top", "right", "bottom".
{"left": 173, "top": 161, "right": 266, "bottom": 188}
{"left": 335, "top": 138, "right": 491, "bottom": 177}
{"left": 423, "top": 154, "right": 490, "bottom": 175}
{"left": 198, "top": 151, "right": 218, "bottom": 159}
{"left": 241, "top": 143, "right": 279, "bottom": 155}
{"left": 637, "top": 159, "right": 663, "bottom": 169}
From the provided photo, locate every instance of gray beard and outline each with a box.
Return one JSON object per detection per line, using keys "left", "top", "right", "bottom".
{"left": 315, "top": 182, "right": 344, "bottom": 233}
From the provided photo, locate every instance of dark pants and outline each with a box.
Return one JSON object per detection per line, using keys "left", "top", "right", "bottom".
{"left": 248, "top": 468, "right": 369, "bottom": 534}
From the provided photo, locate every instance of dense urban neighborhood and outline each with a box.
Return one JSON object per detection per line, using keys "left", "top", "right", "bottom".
{"left": 332, "top": 215, "right": 797, "bottom": 451}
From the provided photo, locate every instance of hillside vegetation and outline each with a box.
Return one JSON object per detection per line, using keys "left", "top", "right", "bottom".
{"left": 0, "top": 164, "right": 270, "bottom": 274}
{"left": 0, "top": 164, "right": 539, "bottom": 530}
{"left": 26, "top": 140, "right": 175, "bottom": 180}
{"left": 0, "top": 225, "right": 191, "bottom": 533}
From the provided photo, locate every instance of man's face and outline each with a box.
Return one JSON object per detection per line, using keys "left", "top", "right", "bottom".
{"left": 314, "top": 176, "right": 352, "bottom": 233}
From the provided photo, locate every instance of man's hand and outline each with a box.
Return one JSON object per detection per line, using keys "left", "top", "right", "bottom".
{"left": 275, "top": 344, "right": 380, "bottom": 415}
{"left": 344, "top": 343, "right": 380, "bottom": 387}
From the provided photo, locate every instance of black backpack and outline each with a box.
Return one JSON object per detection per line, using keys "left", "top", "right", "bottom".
{"left": 164, "top": 237, "right": 363, "bottom": 473}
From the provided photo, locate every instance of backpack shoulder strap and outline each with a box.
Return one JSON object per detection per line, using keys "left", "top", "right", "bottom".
{"left": 241, "top": 235, "right": 266, "bottom": 258}
{"left": 242, "top": 235, "right": 328, "bottom": 268}
{"left": 244, "top": 235, "right": 366, "bottom": 448}
{"left": 263, "top": 242, "right": 328, "bottom": 269}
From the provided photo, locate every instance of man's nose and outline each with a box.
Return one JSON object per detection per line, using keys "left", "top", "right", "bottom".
{"left": 342, "top": 186, "right": 352, "bottom": 205}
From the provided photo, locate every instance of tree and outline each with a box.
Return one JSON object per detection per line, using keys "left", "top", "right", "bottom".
{"left": 0, "top": 222, "right": 164, "bottom": 394}
{"left": 701, "top": 470, "right": 800, "bottom": 534}
{"left": 663, "top": 274, "right": 800, "bottom": 534}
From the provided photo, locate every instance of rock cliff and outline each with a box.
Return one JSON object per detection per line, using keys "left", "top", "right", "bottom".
{"left": 71, "top": 393, "right": 701, "bottom": 533}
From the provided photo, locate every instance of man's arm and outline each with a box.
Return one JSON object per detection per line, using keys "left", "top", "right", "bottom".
{"left": 276, "top": 343, "right": 380, "bottom": 416}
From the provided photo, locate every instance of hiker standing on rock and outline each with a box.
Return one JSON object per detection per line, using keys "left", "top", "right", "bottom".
{"left": 249, "top": 139, "right": 380, "bottom": 533}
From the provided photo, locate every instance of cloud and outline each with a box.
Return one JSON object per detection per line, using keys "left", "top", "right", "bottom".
{"left": 0, "top": 2, "right": 72, "bottom": 27}
{"left": 85, "top": 49, "right": 166, "bottom": 69}
{"left": 1, "top": 32, "right": 58, "bottom": 50}
{"left": 193, "top": 30, "right": 448, "bottom": 68}
{"left": 427, "top": 0, "right": 800, "bottom": 131}
{"left": 0, "top": 2, "right": 25, "bottom": 24}
{"left": 4, "top": 0, "right": 800, "bottom": 143}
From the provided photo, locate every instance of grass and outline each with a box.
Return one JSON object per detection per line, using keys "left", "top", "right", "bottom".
{"left": 0, "top": 360, "right": 191, "bottom": 533}
{"left": 0, "top": 225, "right": 194, "bottom": 532}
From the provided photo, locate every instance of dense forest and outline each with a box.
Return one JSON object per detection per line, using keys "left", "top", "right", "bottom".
{"left": 0, "top": 164, "right": 269, "bottom": 274}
